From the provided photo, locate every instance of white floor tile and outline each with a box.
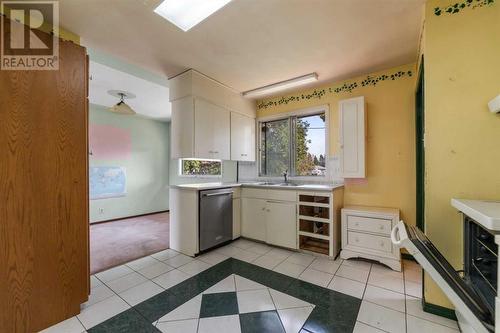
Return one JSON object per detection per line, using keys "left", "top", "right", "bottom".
{"left": 137, "top": 261, "right": 175, "bottom": 279}
{"left": 204, "top": 275, "right": 235, "bottom": 294}
{"left": 252, "top": 254, "right": 285, "bottom": 270}
{"left": 309, "top": 258, "right": 342, "bottom": 275}
{"left": 328, "top": 276, "right": 366, "bottom": 299}
{"left": 82, "top": 284, "right": 115, "bottom": 309}
{"left": 356, "top": 301, "right": 405, "bottom": 333}
{"left": 151, "top": 249, "right": 180, "bottom": 261}
{"left": 407, "top": 314, "right": 460, "bottom": 333}
{"left": 90, "top": 275, "right": 103, "bottom": 289}
{"left": 362, "top": 285, "right": 405, "bottom": 312}
{"left": 370, "top": 263, "right": 404, "bottom": 279}
{"left": 164, "top": 254, "right": 194, "bottom": 268}
{"left": 105, "top": 272, "right": 148, "bottom": 294}
{"left": 77, "top": 295, "right": 130, "bottom": 329}
{"left": 158, "top": 295, "right": 202, "bottom": 322}
{"left": 231, "top": 238, "right": 258, "bottom": 250}
{"left": 285, "top": 252, "right": 315, "bottom": 267}
{"left": 273, "top": 261, "right": 307, "bottom": 278}
{"left": 404, "top": 280, "right": 422, "bottom": 298}
{"left": 277, "top": 306, "right": 314, "bottom": 333}
{"left": 198, "top": 315, "right": 241, "bottom": 333}
{"left": 269, "top": 289, "right": 312, "bottom": 309}
{"left": 341, "top": 259, "right": 372, "bottom": 271}
{"left": 40, "top": 316, "right": 85, "bottom": 333}
{"left": 353, "top": 321, "right": 386, "bottom": 333}
{"left": 119, "top": 281, "right": 164, "bottom": 306}
{"left": 197, "top": 252, "right": 229, "bottom": 265}
{"left": 246, "top": 243, "right": 273, "bottom": 255}
{"left": 266, "top": 248, "right": 294, "bottom": 260}
{"left": 178, "top": 260, "right": 212, "bottom": 276}
{"left": 215, "top": 245, "right": 243, "bottom": 257}
{"left": 298, "top": 268, "right": 333, "bottom": 287}
{"left": 405, "top": 295, "right": 459, "bottom": 329}
{"left": 153, "top": 269, "right": 191, "bottom": 289}
{"left": 368, "top": 271, "right": 404, "bottom": 293}
{"left": 237, "top": 289, "right": 275, "bottom": 314}
{"left": 156, "top": 318, "right": 198, "bottom": 333}
{"left": 95, "top": 264, "right": 134, "bottom": 283}
{"left": 336, "top": 265, "right": 370, "bottom": 283}
{"left": 126, "top": 256, "right": 160, "bottom": 271}
{"left": 235, "top": 275, "right": 267, "bottom": 291}
{"left": 231, "top": 249, "right": 261, "bottom": 263}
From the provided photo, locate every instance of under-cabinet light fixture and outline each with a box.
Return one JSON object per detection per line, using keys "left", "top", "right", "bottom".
{"left": 242, "top": 73, "right": 318, "bottom": 98}
{"left": 154, "top": 0, "right": 233, "bottom": 32}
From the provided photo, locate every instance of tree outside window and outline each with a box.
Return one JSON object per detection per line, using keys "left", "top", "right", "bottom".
{"left": 181, "top": 159, "right": 222, "bottom": 176}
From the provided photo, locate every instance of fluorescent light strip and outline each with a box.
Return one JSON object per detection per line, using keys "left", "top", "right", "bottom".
{"left": 242, "top": 73, "right": 318, "bottom": 98}
{"left": 154, "top": 0, "right": 233, "bottom": 32}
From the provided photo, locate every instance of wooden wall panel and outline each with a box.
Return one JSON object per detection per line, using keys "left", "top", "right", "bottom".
{"left": 0, "top": 20, "right": 89, "bottom": 332}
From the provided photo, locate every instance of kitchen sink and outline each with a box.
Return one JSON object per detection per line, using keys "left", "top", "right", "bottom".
{"left": 256, "top": 182, "right": 299, "bottom": 187}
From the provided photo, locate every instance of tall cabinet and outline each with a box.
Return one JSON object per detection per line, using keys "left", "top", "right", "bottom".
{"left": 0, "top": 21, "right": 89, "bottom": 332}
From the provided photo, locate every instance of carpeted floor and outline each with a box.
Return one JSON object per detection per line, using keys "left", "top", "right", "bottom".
{"left": 90, "top": 212, "right": 170, "bottom": 274}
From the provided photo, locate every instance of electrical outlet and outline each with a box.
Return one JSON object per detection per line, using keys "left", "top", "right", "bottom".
{"left": 99, "top": 208, "right": 104, "bottom": 214}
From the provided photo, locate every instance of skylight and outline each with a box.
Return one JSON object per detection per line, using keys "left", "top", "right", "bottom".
{"left": 154, "top": 0, "right": 233, "bottom": 32}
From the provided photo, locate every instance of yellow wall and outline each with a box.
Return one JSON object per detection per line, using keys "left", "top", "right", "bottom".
{"left": 423, "top": 0, "right": 500, "bottom": 307}
{"left": 258, "top": 63, "right": 417, "bottom": 227}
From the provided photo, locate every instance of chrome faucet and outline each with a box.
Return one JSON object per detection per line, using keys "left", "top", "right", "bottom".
{"left": 283, "top": 169, "right": 288, "bottom": 183}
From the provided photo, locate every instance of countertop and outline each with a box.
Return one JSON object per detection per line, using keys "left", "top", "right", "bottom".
{"left": 170, "top": 182, "right": 344, "bottom": 192}
{"left": 451, "top": 198, "right": 500, "bottom": 231}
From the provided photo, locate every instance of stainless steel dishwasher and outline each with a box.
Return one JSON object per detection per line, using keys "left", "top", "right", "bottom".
{"left": 199, "top": 188, "right": 233, "bottom": 252}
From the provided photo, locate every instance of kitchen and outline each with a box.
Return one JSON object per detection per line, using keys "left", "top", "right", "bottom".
{"left": 1, "top": 1, "right": 499, "bottom": 333}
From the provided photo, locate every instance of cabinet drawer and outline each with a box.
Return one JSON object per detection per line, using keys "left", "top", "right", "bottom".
{"left": 347, "top": 215, "right": 392, "bottom": 236}
{"left": 241, "top": 188, "right": 267, "bottom": 199}
{"left": 267, "top": 189, "right": 296, "bottom": 202}
{"left": 347, "top": 231, "right": 392, "bottom": 253}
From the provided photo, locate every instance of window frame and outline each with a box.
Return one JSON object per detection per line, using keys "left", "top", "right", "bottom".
{"left": 257, "top": 105, "right": 329, "bottom": 180}
{"left": 179, "top": 158, "right": 223, "bottom": 178}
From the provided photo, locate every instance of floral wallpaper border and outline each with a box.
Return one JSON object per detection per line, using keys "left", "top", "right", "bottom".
{"left": 257, "top": 70, "right": 413, "bottom": 110}
{"left": 434, "top": 0, "right": 495, "bottom": 16}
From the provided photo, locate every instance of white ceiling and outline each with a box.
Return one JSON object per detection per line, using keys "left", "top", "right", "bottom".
{"left": 89, "top": 61, "right": 171, "bottom": 120}
{"left": 60, "top": 0, "right": 425, "bottom": 95}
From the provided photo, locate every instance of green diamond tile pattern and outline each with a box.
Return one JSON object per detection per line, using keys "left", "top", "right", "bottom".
{"left": 88, "top": 258, "right": 361, "bottom": 333}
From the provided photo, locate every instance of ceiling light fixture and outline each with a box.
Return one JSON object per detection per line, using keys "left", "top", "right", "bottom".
{"left": 107, "top": 90, "right": 136, "bottom": 115}
{"left": 242, "top": 73, "right": 319, "bottom": 98}
{"left": 154, "top": 0, "right": 233, "bottom": 32}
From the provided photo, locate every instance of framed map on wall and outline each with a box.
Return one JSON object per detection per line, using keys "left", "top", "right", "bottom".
{"left": 90, "top": 166, "right": 127, "bottom": 200}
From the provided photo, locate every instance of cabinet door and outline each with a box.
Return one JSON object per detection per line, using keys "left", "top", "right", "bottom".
{"left": 241, "top": 198, "right": 266, "bottom": 241}
{"left": 232, "top": 198, "right": 241, "bottom": 239}
{"left": 339, "top": 96, "right": 366, "bottom": 178}
{"left": 171, "top": 97, "right": 194, "bottom": 158}
{"left": 194, "top": 98, "right": 230, "bottom": 160}
{"left": 231, "top": 112, "right": 255, "bottom": 161}
{"left": 265, "top": 200, "right": 297, "bottom": 249}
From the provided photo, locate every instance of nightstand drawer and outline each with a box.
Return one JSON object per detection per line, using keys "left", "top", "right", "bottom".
{"left": 347, "top": 215, "right": 392, "bottom": 235}
{"left": 347, "top": 231, "right": 392, "bottom": 253}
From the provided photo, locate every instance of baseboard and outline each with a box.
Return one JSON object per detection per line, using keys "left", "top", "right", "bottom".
{"left": 422, "top": 297, "right": 457, "bottom": 321}
{"left": 90, "top": 210, "right": 169, "bottom": 225}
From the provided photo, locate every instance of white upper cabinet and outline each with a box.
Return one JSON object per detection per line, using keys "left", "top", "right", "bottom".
{"left": 339, "top": 96, "right": 366, "bottom": 178}
{"left": 194, "top": 98, "right": 230, "bottom": 160}
{"left": 231, "top": 112, "right": 255, "bottom": 161}
{"left": 169, "top": 69, "right": 256, "bottom": 160}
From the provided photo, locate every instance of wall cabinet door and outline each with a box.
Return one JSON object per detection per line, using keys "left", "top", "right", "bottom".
{"left": 231, "top": 112, "right": 255, "bottom": 161}
{"left": 232, "top": 198, "right": 241, "bottom": 239}
{"left": 265, "top": 200, "right": 297, "bottom": 249}
{"left": 171, "top": 97, "right": 194, "bottom": 159}
{"left": 194, "top": 98, "right": 230, "bottom": 160}
{"left": 241, "top": 198, "right": 266, "bottom": 241}
{"left": 339, "top": 96, "right": 366, "bottom": 178}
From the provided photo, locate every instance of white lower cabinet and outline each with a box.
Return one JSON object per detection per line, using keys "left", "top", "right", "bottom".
{"left": 265, "top": 200, "right": 297, "bottom": 249}
{"left": 241, "top": 198, "right": 267, "bottom": 242}
{"left": 232, "top": 198, "right": 241, "bottom": 240}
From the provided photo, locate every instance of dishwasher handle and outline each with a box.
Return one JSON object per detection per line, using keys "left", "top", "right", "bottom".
{"left": 202, "top": 191, "right": 233, "bottom": 197}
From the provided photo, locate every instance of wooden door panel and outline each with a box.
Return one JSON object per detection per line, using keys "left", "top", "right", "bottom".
{"left": 0, "top": 20, "right": 89, "bottom": 332}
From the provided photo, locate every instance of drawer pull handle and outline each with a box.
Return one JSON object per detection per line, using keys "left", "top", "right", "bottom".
{"left": 379, "top": 225, "right": 384, "bottom": 230}
{"left": 380, "top": 241, "right": 385, "bottom": 247}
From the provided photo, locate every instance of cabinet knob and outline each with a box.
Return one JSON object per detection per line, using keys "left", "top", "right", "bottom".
{"left": 266, "top": 209, "right": 270, "bottom": 212}
{"left": 379, "top": 225, "right": 384, "bottom": 230}
{"left": 380, "top": 241, "right": 385, "bottom": 247}
{"left": 262, "top": 207, "right": 266, "bottom": 211}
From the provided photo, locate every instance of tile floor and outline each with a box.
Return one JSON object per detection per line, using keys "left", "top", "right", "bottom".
{"left": 41, "top": 239, "right": 460, "bottom": 333}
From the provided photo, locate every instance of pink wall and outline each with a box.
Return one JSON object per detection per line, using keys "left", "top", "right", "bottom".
{"left": 89, "top": 124, "right": 131, "bottom": 159}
